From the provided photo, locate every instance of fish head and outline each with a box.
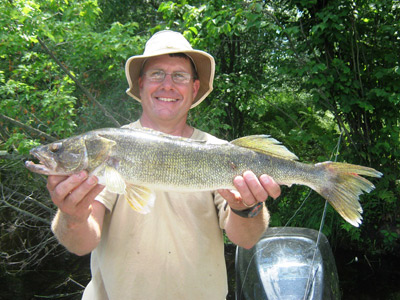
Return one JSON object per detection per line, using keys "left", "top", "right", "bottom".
{"left": 26, "top": 135, "right": 88, "bottom": 175}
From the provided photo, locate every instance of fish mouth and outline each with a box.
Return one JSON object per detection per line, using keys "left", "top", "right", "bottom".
{"left": 25, "top": 149, "right": 57, "bottom": 175}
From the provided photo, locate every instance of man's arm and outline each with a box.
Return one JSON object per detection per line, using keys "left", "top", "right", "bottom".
{"left": 48, "top": 171, "right": 106, "bottom": 256}
{"left": 219, "top": 171, "right": 281, "bottom": 249}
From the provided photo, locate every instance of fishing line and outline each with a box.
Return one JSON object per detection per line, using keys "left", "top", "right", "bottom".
{"left": 237, "top": 190, "right": 313, "bottom": 298}
{"left": 282, "top": 189, "right": 312, "bottom": 228}
{"left": 238, "top": 129, "right": 344, "bottom": 299}
{"left": 302, "top": 130, "right": 343, "bottom": 300}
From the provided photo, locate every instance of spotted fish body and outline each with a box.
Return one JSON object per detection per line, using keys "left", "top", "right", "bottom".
{"left": 26, "top": 128, "right": 382, "bottom": 226}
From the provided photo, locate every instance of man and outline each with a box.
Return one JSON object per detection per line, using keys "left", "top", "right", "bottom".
{"left": 48, "top": 30, "right": 281, "bottom": 299}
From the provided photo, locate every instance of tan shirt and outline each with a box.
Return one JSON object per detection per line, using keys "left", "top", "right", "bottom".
{"left": 82, "top": 122, "right": 229, "bottom": 300}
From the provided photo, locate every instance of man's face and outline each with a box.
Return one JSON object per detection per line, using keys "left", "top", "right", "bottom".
{"left": 139, "top": 54, "right": 200, "bottom": 125}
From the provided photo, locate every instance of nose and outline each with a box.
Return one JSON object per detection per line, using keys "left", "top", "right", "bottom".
{"left": 160, "top": 73, "right": 175, "bottom": 87}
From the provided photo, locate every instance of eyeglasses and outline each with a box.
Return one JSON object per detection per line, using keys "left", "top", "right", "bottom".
{"left": 144, "top": 69, "right": 193, "bottom": 84}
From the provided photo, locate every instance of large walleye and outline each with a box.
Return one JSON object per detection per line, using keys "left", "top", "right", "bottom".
{"left": 26, "top": 128, "right": 382, "bottom": 226}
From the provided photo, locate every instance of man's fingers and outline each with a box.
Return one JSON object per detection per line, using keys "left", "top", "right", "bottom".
{"left": 61, "top": 175, "right": 100, "bottom": 208}
{"left": 233, "top": 174, "right": 257, "bottom": 207}
{"left": 56, "top": 176, "right": 104, "bottom": 222}
{"left": 217, "top": 189, "right": 232, "bottom": 201}
{"left": 76, "top": 183, "right": 105, "bottom": 211}
{"left": 49, "top": 171, "right": 88, "bottom": 204}
{"left": 48, "top": 172, "right": 103, "bottom": 214}
{"left": 227, "top": 172, "right": 281, "bottom": 210}
{"left": 259, "top": 174, "right": 281, "bottom": 200}
{"left": 218, "top": 189, "right": 240, "bottom": 202}
{"left": 47, "top": 175, "right": 69, "bottom": 192}
{"left": 242, "top": 171, "right": 269, "bottom": 203}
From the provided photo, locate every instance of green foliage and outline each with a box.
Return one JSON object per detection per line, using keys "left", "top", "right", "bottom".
{"left": 0, "top": 48, "right": 78, "bottom": 152}
{"left": 4, "top": 133, "right": 41, "bottom": 155}
{"left": 274, "top": 0, "right": 400, "bottom": 253}
{"left": 1, "top": 0, "right": 399, "bottom": 297}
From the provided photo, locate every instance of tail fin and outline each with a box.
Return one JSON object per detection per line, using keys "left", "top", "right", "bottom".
{"left": 315, "top": 162, "right": 382, "bottom": 227}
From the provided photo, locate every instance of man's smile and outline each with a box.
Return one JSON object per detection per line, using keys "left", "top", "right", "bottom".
{"left": 156, "top": 97, "right": 179, "bottom": 102}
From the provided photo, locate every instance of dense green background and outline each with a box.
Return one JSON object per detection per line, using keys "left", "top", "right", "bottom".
{"left": 1, "top": 0, "right": 399, "bottom": 299}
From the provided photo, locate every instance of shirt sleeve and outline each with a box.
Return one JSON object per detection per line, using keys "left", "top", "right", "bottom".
{"left": 95, "top": 188, "right": 118, "bottom": 212}
{"left": 213, "top": 191, "right": 230, "bottom": 229}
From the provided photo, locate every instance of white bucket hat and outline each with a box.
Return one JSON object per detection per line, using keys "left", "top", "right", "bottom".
{"left": 125, "top": 30, "right": 215, "bottom": 109}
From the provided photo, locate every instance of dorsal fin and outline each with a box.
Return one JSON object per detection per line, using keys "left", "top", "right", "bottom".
{"left": 231, "top": 135, "right": 298, "bottom": 160}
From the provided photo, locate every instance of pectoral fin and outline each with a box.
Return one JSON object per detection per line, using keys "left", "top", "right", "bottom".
{"left": 95, "top": 165, "right": 154, "bottom": 214}
{"left": 103, "top": 165, "right": 126, "bottom": 194}
{"left": 125, "top": 183, "right": 155, "bottom": 214}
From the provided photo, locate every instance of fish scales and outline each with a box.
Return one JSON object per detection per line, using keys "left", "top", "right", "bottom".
{"left": 25, "top": 127, "right": 382, "bottom": 227}
{"left": 99, "top": 129, "right": 258, "bottom": 190}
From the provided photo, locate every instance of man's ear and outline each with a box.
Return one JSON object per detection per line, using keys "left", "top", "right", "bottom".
{"left": 192, "top": 79, "right": 200, "bottom": 99}
{"left": 139, "top": 76, "right": 143, "bottom": 89}
{"left": 138, "top": 76, "right": 144, "bottom": 98}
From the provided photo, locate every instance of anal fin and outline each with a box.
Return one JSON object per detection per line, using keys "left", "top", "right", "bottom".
{"left": 125, "top": 183, "right": 155, "bottom": 214}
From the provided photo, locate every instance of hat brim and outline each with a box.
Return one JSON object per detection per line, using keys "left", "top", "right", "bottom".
{"left": 125, "top": 49, "right": 215, "bottom": 109}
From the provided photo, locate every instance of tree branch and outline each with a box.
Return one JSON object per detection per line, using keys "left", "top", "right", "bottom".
{"left": 0, "top": 113, "right": 57, "bottom": 142}
{"left": 1, "top": 185, "right": 55, "bottom": 214}
{"left": 37, "top": 37, "right": 121, "bottom": 127}
{"left": 1, "top": 198, "right": 51, "bottom": 225}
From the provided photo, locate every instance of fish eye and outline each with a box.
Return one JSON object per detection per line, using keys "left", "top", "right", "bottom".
{"left": 49, "top": 142, "right": 62, "bottom": 153}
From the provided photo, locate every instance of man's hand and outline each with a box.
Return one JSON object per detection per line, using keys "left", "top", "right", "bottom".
{"left": 47, "top": 171, "right": 106, "bottom": 255}
{"left": 219, "top": 171, "right": 281, "bottom": 249}
{"left": 47, "top": 171, "right": 104, "bottom": 225}
{"left": 218, "top": 171, "right": 280, "bottom": 211}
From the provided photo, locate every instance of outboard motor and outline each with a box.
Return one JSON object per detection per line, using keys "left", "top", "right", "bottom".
{"left": 235, "top": 227, "right": 340, "bottom": 300}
